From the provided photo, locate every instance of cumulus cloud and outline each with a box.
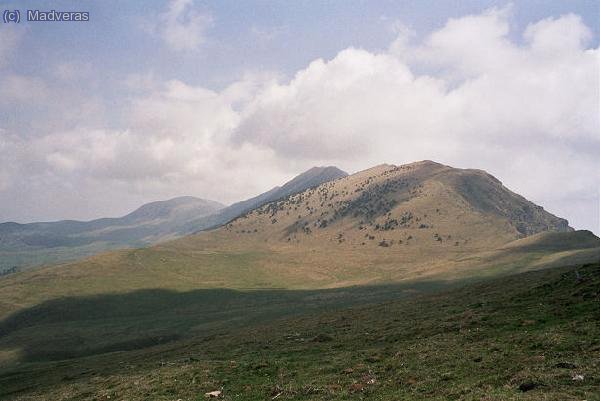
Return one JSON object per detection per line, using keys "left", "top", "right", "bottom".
{"left": 0, "top": 76, "right": 290, "bottom": 221}
{"left": 235, "top": 12, "right": 598, "bottom": 160}
{"left": 232, "top": 9, "right": 599, "bottom": 231}
{"left": 0, "top": 8, "right": 598, "bottom": 233}
{"left": 234, "top": 49, "right": 447, "bottom": 159}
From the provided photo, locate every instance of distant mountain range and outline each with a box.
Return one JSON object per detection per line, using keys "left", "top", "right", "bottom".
{"left": 0, "top": 166, "right": 348, "bottom": 273}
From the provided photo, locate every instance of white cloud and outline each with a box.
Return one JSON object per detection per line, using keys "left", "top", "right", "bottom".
{"left": 158, "top": 0, "right": 212, "bottom": 51}
{"left": 0, "top": 75, "right": 290, "bottom": 220}
{"left": 232, "top": 10, "right": 599, "bottom": 232}
{"left": 0, "top": 8, "right": 598, "bottom": 233}
{"left": 412, "top": 6, "right": 515, "bottom": 78}
{"left": 524, "top": 13, "right": 592, "bottom": 53}
{"left": 234, "top": 48, "right": 446, "bottom": 159}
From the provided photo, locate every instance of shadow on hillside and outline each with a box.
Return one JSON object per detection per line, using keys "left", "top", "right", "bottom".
{"left": 0, "top": 280, "right": 450, "bottom": 363}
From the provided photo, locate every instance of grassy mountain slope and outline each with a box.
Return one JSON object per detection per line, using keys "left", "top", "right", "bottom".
{"left": 179, "top": 166, "right": 348, "bottom": 233}
{"left": 1, "top": 262, "right": 597, "bottom": 400}
{"left": 0, "top": 162, "right": 596, "bottom": 319}
{"left": 220, "top": 161, "right": 571, "bottom": 248}
{"left": 0, "top": 167, "right": 347, "bottom": 273}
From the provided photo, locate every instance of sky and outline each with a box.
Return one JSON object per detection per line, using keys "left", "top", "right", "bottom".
{"left": 0, "top": 0, "right": 598, "bottom": 234}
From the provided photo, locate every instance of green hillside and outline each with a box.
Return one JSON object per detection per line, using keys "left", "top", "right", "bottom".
{"left": 1, "top": 262, "right": 597, "bottom": 400}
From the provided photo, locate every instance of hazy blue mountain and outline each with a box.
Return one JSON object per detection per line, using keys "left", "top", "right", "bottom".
{"left": 0, "top": 197, "right": 224, "bottom": 273}
{"left": 0, "top": 166, "right": 348, "bottom": 272}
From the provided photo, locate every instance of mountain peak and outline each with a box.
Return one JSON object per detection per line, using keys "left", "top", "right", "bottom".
{"left": 222, "top": 160, "right": 573, "bottom": 249}
{"left": 186, "top": 165, "right": 348, "bottom": 233}
{"left": 124, "top": 196, "right": 225, "bottom": 222}
{"left": 411, "top": 160, "right": 446, "bottom": 168}
{"left": 276, "top": 166, "right": 348, "bottom": 199}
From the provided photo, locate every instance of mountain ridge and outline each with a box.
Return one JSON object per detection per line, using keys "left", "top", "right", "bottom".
{"left": 0, "top": 166, "right": 348, "bottom": 272}
{"left": 192, "top": 166, "right": 349, "bottom": 231}
{"left": 216, "top": 160, "right": 572, "bottom": 250}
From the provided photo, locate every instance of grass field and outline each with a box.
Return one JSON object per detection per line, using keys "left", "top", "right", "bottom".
{"left": 1, "top": 229, "right": 597, "bottom": 320}
{"left": 0, "top": 262, "right": 598, "bottom": 400}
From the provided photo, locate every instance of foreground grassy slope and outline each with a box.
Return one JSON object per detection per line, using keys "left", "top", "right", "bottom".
{"left": 0, "top": 228, "right": 597, "bottom": 322}
{"left": 0, "top": 278, "right": 450, "bottom": 367}
{"left": 1, "top": 262, "right": 598, "bottom": 400}
{"left": 0, "top": 230, "right": 596, "bottom": 375}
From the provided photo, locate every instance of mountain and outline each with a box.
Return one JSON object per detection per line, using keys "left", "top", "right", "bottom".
{"left": 218, "top": 160, "right": 573, "bottom": 250}
{"left": 182, "top": 166, "right": 349, "bottom": 232}
{"left": 0, "top": 196, "right": 224, "bottom": 273}
{"left": 0, "top": 167, "right": 348, "bottom": 273}
{"left": 0, "top": 196, "right": 225, "bottom": 246}
{"left": 156, "top": 160, "right": 587, "bottom": 287}
{"left": 0, "top": 160, "right": 598, "bottom": 396}
{"left": 1, "top": 161, "right": 595, "bottom": 316}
